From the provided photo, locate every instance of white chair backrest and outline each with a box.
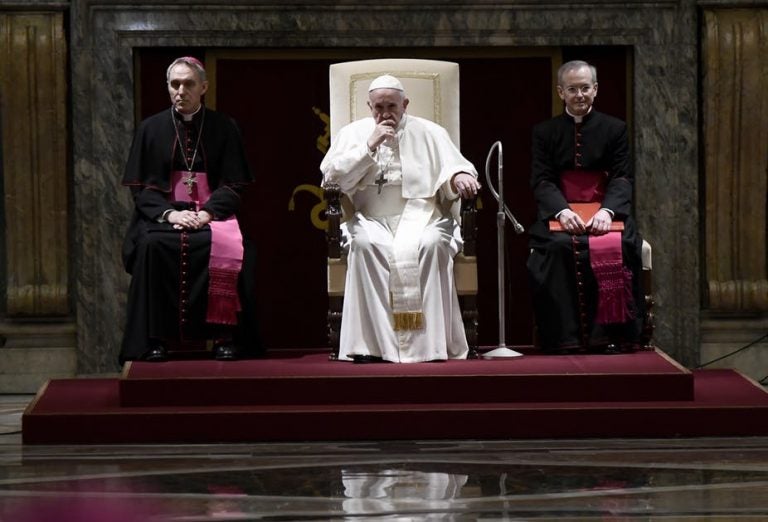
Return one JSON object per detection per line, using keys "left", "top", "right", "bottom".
{"left": 328, "top": 58, "right": 461, "bottom": 146}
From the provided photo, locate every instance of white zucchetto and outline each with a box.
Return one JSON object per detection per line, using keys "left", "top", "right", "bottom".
{"left": 368, "top": 74, "right": 404, "bottom": 92}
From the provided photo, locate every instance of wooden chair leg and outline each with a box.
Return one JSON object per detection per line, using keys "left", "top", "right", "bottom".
{"left": 460, "top": 294, "right": 479, "bottom": 359}
{"left": 641, "top": 267, "right": 655, "bottom": 349}
{"left": 325, "top": 183, "right": 344, "bottom": 360}
{"left": 328, "top": 296, "right": 343, "bottom": 360}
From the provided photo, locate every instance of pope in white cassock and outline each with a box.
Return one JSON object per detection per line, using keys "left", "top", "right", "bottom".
{"left": 320, "top": 74, "right": 482, "bottom": 363}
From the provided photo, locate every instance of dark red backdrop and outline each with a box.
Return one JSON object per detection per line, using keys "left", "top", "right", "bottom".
{"left": 134, "top": 47, "right": 629, "bottom": 350}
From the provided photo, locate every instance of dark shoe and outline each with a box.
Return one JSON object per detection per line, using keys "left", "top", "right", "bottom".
{"left": 352, "top": 354, "right": 384, "bottom": 364}
{"left": 596, "top": 343, "right": 623, "bottom": 355}
{"left": 214, "top": 342, "right": 238, "bottom": 361}
{"left": 143, "top": 342, "right": 168, "bottom": 362}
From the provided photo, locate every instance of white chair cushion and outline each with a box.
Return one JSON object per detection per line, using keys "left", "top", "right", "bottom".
{"left": 641, "top": 239, "right": 652, "bottom": 270}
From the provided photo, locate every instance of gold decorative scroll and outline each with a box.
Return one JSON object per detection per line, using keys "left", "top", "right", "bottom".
{"left": 0, "top": 13, "right": 69, "bottom": 316}
{"left": 703, "top": 9, "right": 768, "bottom": 311}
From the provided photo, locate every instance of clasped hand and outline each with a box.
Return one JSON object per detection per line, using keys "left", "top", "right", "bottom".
{"left": 168, "top": 209, "right": 212, "bottom": 230}
{"left": 558, "top": 208, "right": 612, "bottom": 235}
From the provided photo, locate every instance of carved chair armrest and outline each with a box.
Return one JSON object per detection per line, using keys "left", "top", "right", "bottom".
{"left": 460, "top": 196, "right": 478, "bottom": 256}
{"left": 324, "top": 183, "right": 343, "bottom": 259}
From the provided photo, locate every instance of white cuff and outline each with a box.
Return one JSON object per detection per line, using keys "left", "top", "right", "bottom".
{"left": 158, "top": 209, "right": 173, "bottom": 223}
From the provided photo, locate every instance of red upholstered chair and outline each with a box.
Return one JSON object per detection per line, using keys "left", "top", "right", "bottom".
{"left": 323, "top": 58, "right": 479, "bottom": 360}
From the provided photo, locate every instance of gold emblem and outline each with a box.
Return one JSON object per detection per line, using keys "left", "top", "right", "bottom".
{"left": 288, "top": 184, "right": 327, "bottom": 231}
{"left": 313, "top": 107, "right": 330, "bottom": 154}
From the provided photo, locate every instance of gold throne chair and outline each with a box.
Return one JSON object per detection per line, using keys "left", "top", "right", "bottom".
{"left": 323, "top": 58, "right": 479, "bottom": 360}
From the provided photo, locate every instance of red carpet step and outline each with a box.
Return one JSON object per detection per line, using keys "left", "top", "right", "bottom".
{"left": 22, "top": 349, "right": 768, "bottom": 444}
{"left": 118, "top": 349, "right": 693, "bottom": 406}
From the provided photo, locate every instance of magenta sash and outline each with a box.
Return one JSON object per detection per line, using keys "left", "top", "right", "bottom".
{"left": 171, "top": 171, "right": 243, "bottom": 325}
{"left": 589, "top": 232, "right": 631, "bottom": 324}
{"left": 560, "top": 170, "right": 631, "bottom": 324}
{"left": 206, "top": 218, "right": 243, "bottom": 325}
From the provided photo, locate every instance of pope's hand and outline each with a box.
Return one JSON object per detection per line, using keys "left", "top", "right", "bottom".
{"left": 367, "top": 120, "right": 397, "bottom": 151}
{"left": 451, "top": 172, "right": 481, "bottom": 199}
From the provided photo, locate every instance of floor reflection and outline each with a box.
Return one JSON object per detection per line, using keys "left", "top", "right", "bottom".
{"left": 342, "top": 469, "right": 468, "bottom": 516}
{"left": 2, "top": 396, "right": 768, "bottom": 519}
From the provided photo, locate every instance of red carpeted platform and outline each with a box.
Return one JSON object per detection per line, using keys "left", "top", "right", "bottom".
{"left": 118, "top": 349, "right": 693, "bottom": 406}
{"left": 22, "top": 348, "right": 768, "bottom": 444}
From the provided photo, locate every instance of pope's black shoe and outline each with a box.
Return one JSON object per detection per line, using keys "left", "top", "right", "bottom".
{"left": 352, "top": 354, "right": 384, "bottom": 364}
{"left": 143, "top": 342, "right": 168, "bottom": 362}
{"left": 214, "top": 342, "right": 238, "bottom": 361}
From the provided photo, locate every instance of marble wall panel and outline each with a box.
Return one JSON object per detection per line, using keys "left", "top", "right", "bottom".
{"left": 70, "top": 0, "right": 700, "bottom": 372}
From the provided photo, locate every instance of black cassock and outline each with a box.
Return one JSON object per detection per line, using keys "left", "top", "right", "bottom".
{"left": 527, "top": 110, "right": 645, "bottom": 351}
{"left": 120, "top": 106, "right": 262, "bottom": 363}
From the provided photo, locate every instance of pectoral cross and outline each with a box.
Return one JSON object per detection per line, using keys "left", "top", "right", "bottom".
{"left": 375, "top": 170, "right": 387, "bottom": 195}
{"left": 183, "top": 172, "right": 197, "bottom": 195}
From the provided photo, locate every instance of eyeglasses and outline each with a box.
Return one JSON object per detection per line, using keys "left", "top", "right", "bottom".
{"left": 562, "top": 84, "right": 595, "bottom": 96}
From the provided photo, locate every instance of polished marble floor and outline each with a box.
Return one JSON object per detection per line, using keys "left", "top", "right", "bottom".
{"left": 1, "top": 394, "right": 768, "bottom": 520}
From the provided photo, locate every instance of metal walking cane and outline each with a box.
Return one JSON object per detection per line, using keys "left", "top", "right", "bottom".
{"left": 482, "top": 141, "right": 525, "bottom": 358}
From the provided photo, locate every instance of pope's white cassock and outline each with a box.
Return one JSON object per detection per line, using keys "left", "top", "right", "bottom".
{"left": 321, "top": 108, "right": 478, "bottom": 363}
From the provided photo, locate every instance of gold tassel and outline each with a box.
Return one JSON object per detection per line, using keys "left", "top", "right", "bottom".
{"left": 393, "top": 311, "right": 424, "bottom": 331}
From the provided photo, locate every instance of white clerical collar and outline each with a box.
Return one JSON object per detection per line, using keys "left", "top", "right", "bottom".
{"left": 566, "top": 106, "right": 592, "bottom": 123}
{"left": 175, "top": 104, "right": 202, "bottom": 122}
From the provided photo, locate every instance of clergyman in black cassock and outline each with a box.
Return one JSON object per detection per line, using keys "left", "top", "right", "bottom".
{"left": 527, "top": 60, "right": 644, "bottom": 353}
{"left": 120, "top": 56, "right": 261, "bottom": 363}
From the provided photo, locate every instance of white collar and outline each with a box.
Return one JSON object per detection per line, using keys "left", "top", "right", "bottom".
{"left": 565, "top": 106, "right": 592, "bottom": 123}
{"left": 175, "top": 104, "right": 202, "bottom": 122}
